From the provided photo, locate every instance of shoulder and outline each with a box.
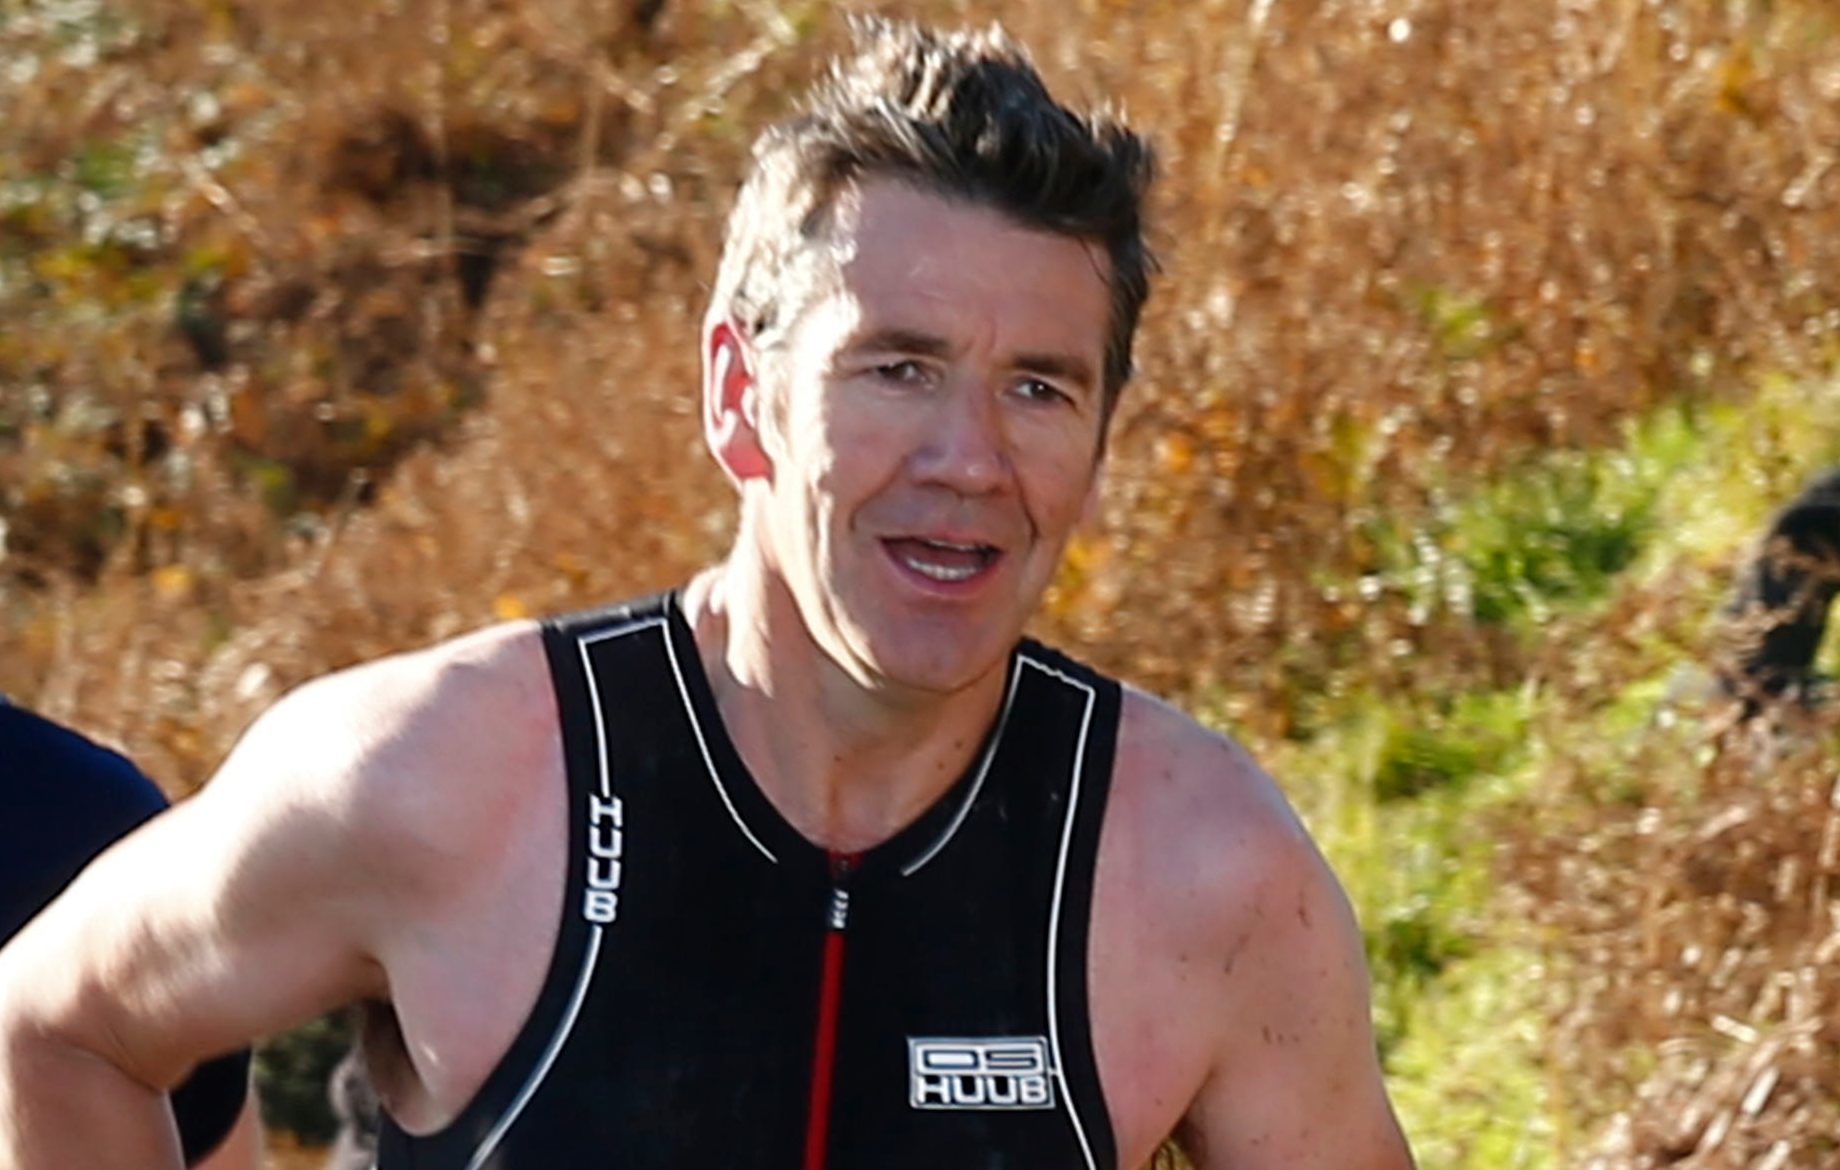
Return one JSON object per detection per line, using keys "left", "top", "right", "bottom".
{"left": 1111, "top": 688, "right": 1328, "bottom": 898}
{"left": 249, "top": 619, "right": 550, "bottom": 745}
{"left": 229, "top": 619, "right": 554, "bottom": 782}
{"left": 1104, "top": 692, "right": 1398, "bottom": 1159}
{"left": 203, "top": 620, "right": 561, "bottom": 905}
{"left": 1107, "top": 688, "right": 1364, "bottom": 1000}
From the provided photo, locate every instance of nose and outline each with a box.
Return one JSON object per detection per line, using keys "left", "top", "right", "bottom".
{"left": 911, "top": 379, "right": 1010, "bottom": 496}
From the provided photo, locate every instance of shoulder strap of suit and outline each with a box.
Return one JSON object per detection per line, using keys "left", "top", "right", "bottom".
{"left": 1015, "top": 638, "right": 1122, "bottom": 1170}
{"left": 378, "top": 595, "right": 676, "bottom": 1168}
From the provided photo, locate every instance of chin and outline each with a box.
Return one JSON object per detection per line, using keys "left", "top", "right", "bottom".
{"left": 845, "top": 619, "right": 1017, "bottom": 697}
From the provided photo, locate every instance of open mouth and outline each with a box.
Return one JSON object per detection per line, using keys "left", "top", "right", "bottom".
{"left": 883, "top": 537, "right": 1002, "bottom": 584}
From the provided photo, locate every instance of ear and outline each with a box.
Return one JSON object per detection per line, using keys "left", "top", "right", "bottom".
{"left": 703, "top": 318, "right": 771, "bottom": 484}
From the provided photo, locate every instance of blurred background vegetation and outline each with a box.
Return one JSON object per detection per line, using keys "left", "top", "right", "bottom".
{"left": 4, "top": 0, "right": 1839, "bottom": 1165}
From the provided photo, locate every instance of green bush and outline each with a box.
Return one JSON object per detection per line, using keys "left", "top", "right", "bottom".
{"left": 254, "top": 1012, "right": 353, "bottom": 1144}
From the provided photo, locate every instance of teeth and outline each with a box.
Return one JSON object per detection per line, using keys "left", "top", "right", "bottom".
{"left": 922, "top": 539, "right": 984, "bottom": 553}
{"left": 900, "top": 553, "right": 981, "bottom": 582}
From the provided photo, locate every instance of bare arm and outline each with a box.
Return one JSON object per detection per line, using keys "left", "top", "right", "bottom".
{"left": 1095, "top": 695, "right": 1416, "bottom": 1169}
{"left": 0, "top": 626, "right": 548, "bottom": 1170}
{"left": 0, "top": 683, "right": 393, "bottom": 1168}
{"left": 1179, "top": 835, "right": 1415, "bottom": 1170}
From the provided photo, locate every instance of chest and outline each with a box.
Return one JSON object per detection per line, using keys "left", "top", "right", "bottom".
{"left": 376, "top": 798, "right": 1211, "bottom": 1170}
{"left": 376, "top": 609, "right": 1146, "bottom": 1169}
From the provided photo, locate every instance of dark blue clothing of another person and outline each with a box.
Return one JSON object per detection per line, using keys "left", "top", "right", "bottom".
{"left": 1721, "top": 468, "right": 1840, "bottom": 711}
{"left": 0, "top": 700, "right": 251, "bottom": 1164}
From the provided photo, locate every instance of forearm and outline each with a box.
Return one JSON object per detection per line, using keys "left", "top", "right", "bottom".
{"left": 0, "top": 1023, "right": 185, "bottom": 1170}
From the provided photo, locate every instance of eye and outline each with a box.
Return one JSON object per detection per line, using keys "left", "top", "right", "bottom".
{"left": 1015, "top": 377, "right": 1075, "bottom": 407}
{"left": 874, "top": 359, "right": 932, "bottom": 385}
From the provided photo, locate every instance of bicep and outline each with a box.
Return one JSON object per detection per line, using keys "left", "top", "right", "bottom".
{"left": 1, "top": 714, "right": 389, "bottom": 1092}
{"left": 1181, "top": 855, "right": 1415, "bottom": 1170}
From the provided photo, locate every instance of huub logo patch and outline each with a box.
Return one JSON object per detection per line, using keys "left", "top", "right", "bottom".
{"left": 582, "top": 793, "right": 624, "bottom": 924}
{"left": 907, "top": 1037, "right": 1055, "bottom": 1111}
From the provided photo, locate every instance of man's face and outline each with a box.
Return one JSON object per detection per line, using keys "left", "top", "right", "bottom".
{"left": 720, "top": 177, "right": 1113, "bottom": 696}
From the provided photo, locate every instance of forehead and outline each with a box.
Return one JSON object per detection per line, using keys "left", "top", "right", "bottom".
{"left": 812, "top": 177, "right": 1112, "bottom": 359}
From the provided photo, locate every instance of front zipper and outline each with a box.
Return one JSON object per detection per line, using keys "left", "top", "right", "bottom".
{"left": 802, "top": 853, "right": 857, "bottom": 1170}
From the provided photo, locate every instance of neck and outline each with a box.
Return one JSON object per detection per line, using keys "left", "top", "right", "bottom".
{"left": 681, "top": 555, "right": 1013, "bottom": 854}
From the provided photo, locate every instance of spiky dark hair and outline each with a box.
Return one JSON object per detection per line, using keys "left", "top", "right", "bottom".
{"left": 710, "top": 17, "right": 1157, "bottom": 417}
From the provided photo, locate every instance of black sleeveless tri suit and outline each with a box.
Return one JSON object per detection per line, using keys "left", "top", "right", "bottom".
{"left": 376, "top": 592, "right": 1122, "bottom": 1170}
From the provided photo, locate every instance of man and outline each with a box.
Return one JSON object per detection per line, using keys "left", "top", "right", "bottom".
{"left": 0, "top": 20, "right": 1414, "bottom": 1169}
{"left": 0, "top": 700, "right": 261, "bottom": 1169}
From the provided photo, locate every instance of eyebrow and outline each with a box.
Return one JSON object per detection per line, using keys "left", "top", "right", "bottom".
{"left": 846, "top": 327, "right": 955, "bottom": 360}
{"left": 846, "top": 328, "right": 1098, "bottom": 393}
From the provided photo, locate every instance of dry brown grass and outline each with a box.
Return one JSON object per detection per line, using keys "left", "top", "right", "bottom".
{"left": 1451, "top": 548, "right": 1840, "bottom": 1166}
{"left": 5, "top": 0, "right": 1840, "bottom": 1162}
{"left": 262, "top": 1132, "right": 330, "bottom": 1170}
{"left": 9, "top": 0, "right": 1840, "bottom": 756}
{"left": 1515, "top": 708, "right": 1840, "bottom": 1167}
